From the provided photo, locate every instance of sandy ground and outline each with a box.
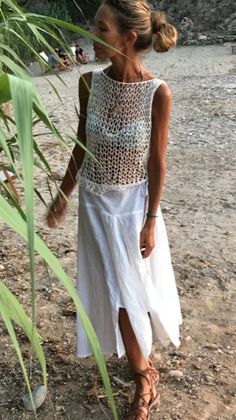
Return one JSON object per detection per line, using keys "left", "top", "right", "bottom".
{"left": 0, "top": 43, "right": 236, "bottom": 419}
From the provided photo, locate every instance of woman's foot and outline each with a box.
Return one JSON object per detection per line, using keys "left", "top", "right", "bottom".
{"left": 125, "top": 366, "right": 160, "bottom": 419}
{"left": 148, "top": 359, "right": 160, "bottom": 385}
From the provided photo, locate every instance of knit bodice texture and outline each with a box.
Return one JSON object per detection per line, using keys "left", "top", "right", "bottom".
{"left": 78, "top": 69, "right": 165, "bottom": 194}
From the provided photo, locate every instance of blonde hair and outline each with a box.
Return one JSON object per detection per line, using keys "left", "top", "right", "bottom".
{"left": 102, "top": 0, "right": 177, "bottom": 53}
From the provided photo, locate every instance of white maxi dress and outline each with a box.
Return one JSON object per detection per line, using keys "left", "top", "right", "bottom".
{"left": 76, "top": 69, "right": 182, "bottom": 359}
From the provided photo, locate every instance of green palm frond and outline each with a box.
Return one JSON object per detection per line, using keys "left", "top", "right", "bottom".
{"left": 0, "top": 0, "right": 118, "bottom": 417}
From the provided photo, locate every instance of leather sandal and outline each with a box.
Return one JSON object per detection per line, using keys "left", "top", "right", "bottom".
{"left": 148, "top": 360, "right": 160, "bottom": 385}
{"left": 125, "top": 366, "right": 160, "bottom": 420}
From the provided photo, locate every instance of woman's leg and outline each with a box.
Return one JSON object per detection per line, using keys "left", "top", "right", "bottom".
{"left": 119, "top": 308, "right": 149, "bottom": 373}
{"left": 119, "top": 308, "right": 159, "bottom": 417}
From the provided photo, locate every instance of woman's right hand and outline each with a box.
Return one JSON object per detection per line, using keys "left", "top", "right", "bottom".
{"left": 46, "top": 194, "right": 68, "bottom": 228}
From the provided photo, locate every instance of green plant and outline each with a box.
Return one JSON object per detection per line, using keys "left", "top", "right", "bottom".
{"left": 2, "top": 1, "right": 72, "bottom": 64}
{"left": 0, "top": 0, "right": 118, "bottom": 418}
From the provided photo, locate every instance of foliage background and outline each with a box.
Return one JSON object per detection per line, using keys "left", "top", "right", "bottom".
{"left": 12, "top": 0, "right": 236, "bottom": 64}
{"left": 17, "top": 0, "right": 236, "bottom": 32}
{"left": 17, "top": 0, "right": 101, "bottom": 22}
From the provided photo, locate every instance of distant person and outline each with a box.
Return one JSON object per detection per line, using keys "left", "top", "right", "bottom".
{"left": 47, "top": 53, "right": 58, "bottom": 69}
{"left": 75, "top": 43, "right": 89, "bottom": 64}
{"left": 57, "top": 48, "right": 70, "bottom": 66}
{"left": 55, "top": 48, "right": 71, "bottom": 71}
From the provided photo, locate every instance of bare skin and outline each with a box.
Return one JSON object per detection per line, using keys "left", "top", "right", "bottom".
{"left": 46, "top": 3, "right": 171, "bottom": 417}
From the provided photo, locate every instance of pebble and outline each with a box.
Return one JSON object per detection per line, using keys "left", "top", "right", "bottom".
{"left": 22, "top": 385, "right": 47, "bottom": 411}
{"left": 113, "top": 376, "right": 130, "bottom": 388}
{"left": 204, "top": 343, "right": 218, "bottom": 350}
{"left": 192, "top": 363, "right": 201, "bottom": 370}
{"left": 169, "top": 370, "right": 184, "bottom": 379}
{"left": 153, "top": 352, "right": 162, "bottom": 362}
{"left": 185, "top": 336, "right": 192, "bottom": 342}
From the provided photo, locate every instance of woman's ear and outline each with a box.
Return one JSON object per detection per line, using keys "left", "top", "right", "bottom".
{"left": 124, "top": 31, "right": 137, "bottom": 48}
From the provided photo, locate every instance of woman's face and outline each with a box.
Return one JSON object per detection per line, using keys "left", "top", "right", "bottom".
{"left": 93, "top": 4, "right": 127, "bottom": 60}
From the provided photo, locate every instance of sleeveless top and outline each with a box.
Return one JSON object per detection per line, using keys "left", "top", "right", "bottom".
{"left": 78, "top": 69, "right": 165, "bottom": 194}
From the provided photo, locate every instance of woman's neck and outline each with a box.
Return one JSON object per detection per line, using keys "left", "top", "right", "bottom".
{"left": 108, "top": 56, "right": 144, "bottom": 83}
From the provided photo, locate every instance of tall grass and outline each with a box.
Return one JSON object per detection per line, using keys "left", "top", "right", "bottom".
{"left": 0, "top": 0, "right": 118, "bottom": 418}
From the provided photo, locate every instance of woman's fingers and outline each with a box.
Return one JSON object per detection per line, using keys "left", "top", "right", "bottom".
{"left": 46, "top": 209, "right": 59, "bottom": 228}
{"left": 142, "top": 242, "right": 154, "bottom": 258}
{"left": 46, "top": 199, "right": 67, "bottom": 228}
{"left": 140, "top": 227, "right": 155, "bottom": 258}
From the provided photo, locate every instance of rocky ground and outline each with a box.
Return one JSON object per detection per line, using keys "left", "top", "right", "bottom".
{"left": 153, "top": 0, "right": 236, "bottom": 46}
{"left": 0, "top": 43, "right": 236, "bottom": 419}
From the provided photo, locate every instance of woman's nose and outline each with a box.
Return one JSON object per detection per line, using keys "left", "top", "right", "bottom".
{"left": 91, "top": 26, "right": 98, "bottom": 36}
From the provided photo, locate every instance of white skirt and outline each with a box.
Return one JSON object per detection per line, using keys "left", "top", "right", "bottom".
{"left": 76, "top": 183, "right": 182, "bottom": 359}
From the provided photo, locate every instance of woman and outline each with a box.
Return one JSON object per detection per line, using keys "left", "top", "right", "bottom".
{"left": 47, "top": 0, "right": 182, "bottom": 418}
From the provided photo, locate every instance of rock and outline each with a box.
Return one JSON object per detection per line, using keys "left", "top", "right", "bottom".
{"left": 185, "top": 335, "right": 192, "bottom": 342}
{"left": 169, "top": 370, "right": 184, "bottom": 379}
{"left": 162, "top": 206, "right": 171, "bottom": 213}
{"left": 153, "top": 352, "right": 162, "bottom": 362}
{"left": 36, "top": 284, "right": 49, "bottom": 292}
{"left": 27, "top": 62, "right": 46, "bottom": 76}
{"left": 204, "top": 343, "right": 218, "bottom": 350}
{"left": 198, "top": 34, "right": 208, "bottom": 41}
{"left": 113, "top": 376, "right": 130, "bottom": 388}
{"left": 192, "top": 363, "right": 201, "bottom": 370}
{"left": 22, "top": 385, "right": 47, "bottom": 411}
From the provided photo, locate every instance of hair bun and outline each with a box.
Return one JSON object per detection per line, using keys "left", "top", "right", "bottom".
{"left": 151, "top": 11, "right": 166, "bottom": 33}
{"left": 151, "top": 11, "right": 177, "bottom": 53}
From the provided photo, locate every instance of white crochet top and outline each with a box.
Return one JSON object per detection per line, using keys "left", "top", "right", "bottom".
{"left": 78, "top": 69, "right": 165, "bottom": 194}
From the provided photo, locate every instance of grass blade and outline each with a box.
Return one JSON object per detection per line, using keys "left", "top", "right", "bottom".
{"left": 9, "top": 75, "right": 36, "bottom": 334}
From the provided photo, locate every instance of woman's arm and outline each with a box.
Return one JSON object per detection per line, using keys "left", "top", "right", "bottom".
{"left": 140, "top": 83, "right": 172, "bottom": 258}
{"left": 46, "top": 72, "right": 92, "bottom": 228}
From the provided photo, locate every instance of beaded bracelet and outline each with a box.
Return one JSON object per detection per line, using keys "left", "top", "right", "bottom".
{"left": 146, "top": 213, "right": 158, "bottom": 218}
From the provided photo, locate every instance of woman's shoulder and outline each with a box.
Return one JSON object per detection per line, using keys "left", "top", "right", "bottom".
{"left": 79, "top": 68, "right": 104, "bottom": 89}
{"left": 79, "top": 71, "right": 93, "bottom": 89}
{"left": 140, "top": 70, "right": 171, "bottom": 98}
{"left": 153, "top": 81, "right": 172, "bottom": 104}
{"left": 151, "top": 81, "right": 172, "bottom": 120}
{"left": 78, "top": 72, "right": 93, "bottom": 108}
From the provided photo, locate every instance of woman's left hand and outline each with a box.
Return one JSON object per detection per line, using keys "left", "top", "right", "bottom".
{"left": 140, "top": 222, "right": 155, "bottom": 258}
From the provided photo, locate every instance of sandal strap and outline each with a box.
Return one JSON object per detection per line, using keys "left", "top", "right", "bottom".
{"left": 126, "top": 365, "right": 160, "bottom": 419}
{"left": 134, "top": 365, "right": 157, "bottom": 383}
{"left": 132, "top": 393, "right": 150, "bottom": 409}
{"left": 128, "top": 395, "right": 149, "bottom": 420}
{"left": 148, "top": 360, "right": 160, "bottom": 385}
{"left": 134, "top": 364, "right": 159, "bottom": 384}
{"left": 126, "top": 409, "right": 147, "bottom": 420}
{"left": 127, "top": 408, "right": 148, "bottom": 420}
{"left": 134, "top": 366, "right": 158, "bottom": 400}
{"left": 134, "top": 369, "right": 151, "bottom": 385}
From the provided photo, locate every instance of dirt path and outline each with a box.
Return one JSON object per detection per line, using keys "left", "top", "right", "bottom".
{"left": 0, "top": 43, "right": 235, "bottom": 419}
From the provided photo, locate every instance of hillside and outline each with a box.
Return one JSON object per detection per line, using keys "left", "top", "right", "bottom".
{"left": 19, "top": 0, "right": 236, "bottom": 45}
